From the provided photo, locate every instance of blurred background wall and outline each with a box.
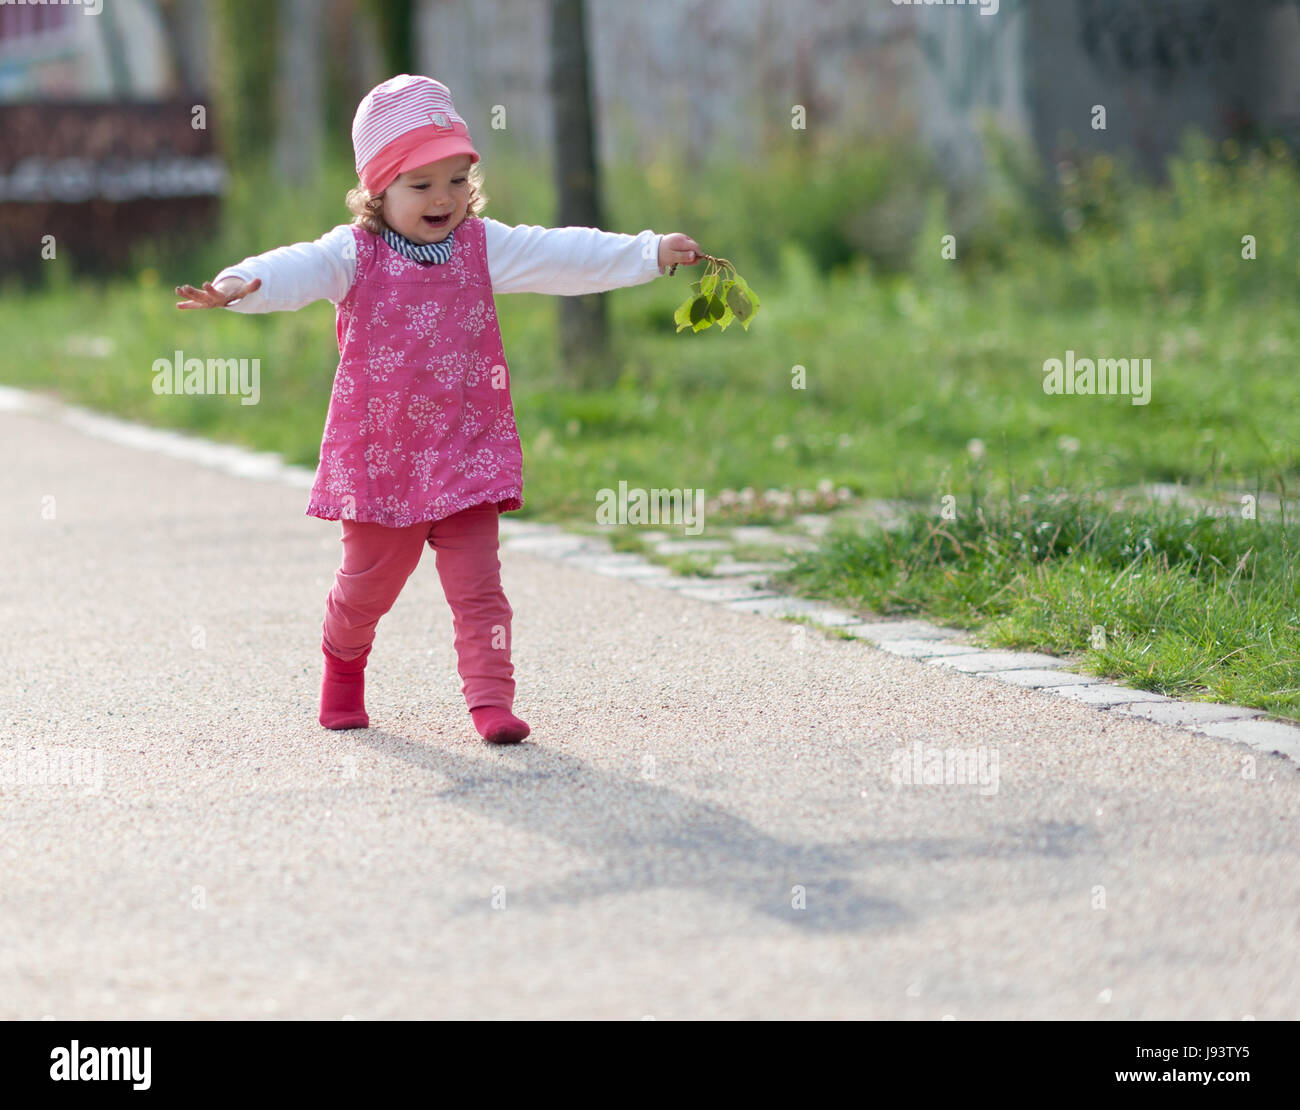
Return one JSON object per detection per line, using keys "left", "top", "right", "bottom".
{"left": 6, "top": 2, "right": 1298, "bottom": 169}
{"left": 2, "top": 0, "right": 1299, "bottom": 277}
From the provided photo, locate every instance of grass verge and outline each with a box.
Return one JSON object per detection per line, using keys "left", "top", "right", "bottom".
{"left": 776, "top": 488, "right": 1300, "bottom": 720}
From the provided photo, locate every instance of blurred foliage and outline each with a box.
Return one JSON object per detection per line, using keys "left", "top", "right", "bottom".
{"left": 132, "top": 110, "right": 1300, "bottom": 317}
{"left": 609, "top": 135, "right": 943, "bottom": 282}
{"left": 208, "top": 0, "right": 279, "bottom": 165}
{"left": 980, "top": 132, "right": 1300, "bottom": 311}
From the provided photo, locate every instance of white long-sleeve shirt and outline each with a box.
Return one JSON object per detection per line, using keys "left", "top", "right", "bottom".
{"left": 213, "top": 218, "right": 668, "bottom": 311}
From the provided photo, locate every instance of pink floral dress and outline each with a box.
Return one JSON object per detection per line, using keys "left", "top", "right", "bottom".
{"left": 305, "top": 217, "right": 524, "bottom": 527}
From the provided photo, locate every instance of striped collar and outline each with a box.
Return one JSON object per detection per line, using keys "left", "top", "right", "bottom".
{"left": 378, "top": 224, "right": 455, "bottom": 264}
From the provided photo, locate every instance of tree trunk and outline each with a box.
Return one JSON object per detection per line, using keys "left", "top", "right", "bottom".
{"left": 211, "top": 0, "right": 280, "bottom": 166}
{"left": 364, "top": 0, "right": 416, "bottom": 76}
{"left": 334, "top": 0, "right": 385, "bottom": 147}
{"left": 549, "top": 0, "right": 609, "bottom": 389}
{"left": 275, "top": 0, "right": 324, "bottom": 187}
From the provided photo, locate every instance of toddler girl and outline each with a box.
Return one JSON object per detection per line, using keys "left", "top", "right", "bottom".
{"left": 176, "top": 74, "right": 702, "bottom": 743}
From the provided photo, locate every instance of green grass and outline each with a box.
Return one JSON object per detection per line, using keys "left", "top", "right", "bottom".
{"left": 3, "top": 134, "right": 1298, "bottom": 719}
{"left": 777, "top": 488, "right": 1300, "bottom": 720}
{"left": 7, "top": 242, "right": 1297, "bottom": 517}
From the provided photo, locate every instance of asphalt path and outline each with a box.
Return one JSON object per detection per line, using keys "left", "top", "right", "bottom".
{"left": 2, "top": 403, "right": 1297, "bottom": 1019}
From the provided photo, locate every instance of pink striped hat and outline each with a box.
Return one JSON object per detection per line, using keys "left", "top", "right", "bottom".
{"left": 352, "top": 74, "right": 480, "bottom": 195}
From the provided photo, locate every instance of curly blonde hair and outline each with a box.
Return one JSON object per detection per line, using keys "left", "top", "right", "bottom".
{"left": 345, "top": 161, "right": 489, "bottom": 234}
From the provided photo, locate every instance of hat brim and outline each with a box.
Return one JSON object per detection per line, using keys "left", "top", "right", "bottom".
{"left": 397, "top": 137, "right": 480, "bottom": 177}
{"left": 361, "top": 124, "right": 481, "bottom": 195}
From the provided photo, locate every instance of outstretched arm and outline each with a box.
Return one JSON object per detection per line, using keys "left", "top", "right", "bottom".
{"left": 483, "top": 219, "right": 702, "bottom": 296}
{"left": 175, "top": 225, "right": 357, "bottom": 313}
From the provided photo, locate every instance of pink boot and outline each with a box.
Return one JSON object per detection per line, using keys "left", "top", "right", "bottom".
{"left": 319, "top": 643, "right": 371, "bottom": 729}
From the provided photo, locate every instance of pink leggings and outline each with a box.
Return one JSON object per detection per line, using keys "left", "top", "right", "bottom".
{"left": 321, "top": 502, "right": 514, "bottom": 710}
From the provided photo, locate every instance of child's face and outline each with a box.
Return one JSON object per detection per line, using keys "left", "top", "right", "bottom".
{"left": 381, "top": 154, "right": 473, "bottom": 242}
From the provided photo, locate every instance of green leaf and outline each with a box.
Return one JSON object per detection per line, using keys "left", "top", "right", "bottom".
{"left": 740, "top": 281, "right": 761, "bottom": 329}
{"left": 725, "top": 282, "right": 754, "bottom": 324}
{"left": 673, "top": 296, "right": 696, "bottom": 333}
{"left": 671, "top": 260, "right": 760, "bottom": 336}
{"left": 728, "top": 276, "right": 761, "bottom": 329}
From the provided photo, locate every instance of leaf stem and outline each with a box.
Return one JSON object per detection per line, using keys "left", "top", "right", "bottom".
{"left": 670, "top": 252, "right": 735, "bottom": 279}
{"left": 700, "top": 253, "right": 735, "bottom": 279}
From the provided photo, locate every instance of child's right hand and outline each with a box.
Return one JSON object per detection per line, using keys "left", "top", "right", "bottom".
{"left": 174, "top": 276, "right": 261, "bottom": 310}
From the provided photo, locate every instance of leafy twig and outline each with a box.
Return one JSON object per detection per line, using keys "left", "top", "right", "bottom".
{"left": 670, "top": 253, "right": 761, "bottom": 334}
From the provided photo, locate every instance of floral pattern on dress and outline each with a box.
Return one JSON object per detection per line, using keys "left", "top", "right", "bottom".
{"left": 458, "top": 297, "right": 489, "bottom": 339}
{"left": 409, "top": 445, "right": 442, "bottom": 492}
{"left": 364, "top": 441, "right": 401, "bottom": 480}
{"left": 377, "top": 246, "right": 419, "bottom": 278}
{"left": 422, "top": 347, "right": 480, "bottom": 389}
{"left": 322, "top": 452, "right": 356, "bottom": 495}
{"left": 445, "top": 246, "right": 472, "bottom": 289}
{"left": 405, "top": 394, "right": 451, "bottom": 435}
{"left": 353, "top": 232, "right": 374, "bottom": 267}
{"left": 460, "top": 351, "right": 499, "bottom": 390}
{"left": 358, "top": 391, "right": 402, "bottom": 436}
{"left": 307, "top": 218, "right": 524, "bottom": 528}
{"left": 451, "top": 446, "right": 502, "bottom": 482}
{"left": 487, "top": 404, "right": 519, "bottom": 439}
{"left": 367, "top": 287, "right": 397, "bottom": 330}
{"left": 331, "top": 368, "right": 356, "bottom": 405}
{"left": 402, "top": 299, "right": 445, "bottom": 336}
{"left": 365, "top": 343, "right": 407, "bottom": 383}
{"left": 337, "top": 299, "right": 357, "bottom": 347}
{"left": 369, "top": 493, "right": 413, "bottom": 522}
{"left": 457, "top": 397, "right": 497, "bottom": 440}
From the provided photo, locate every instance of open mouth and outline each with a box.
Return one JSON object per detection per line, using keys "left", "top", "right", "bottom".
{"left": 423, "top": 213, "right": 450, "bottom": 227}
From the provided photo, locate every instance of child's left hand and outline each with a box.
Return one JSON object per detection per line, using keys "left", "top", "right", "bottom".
{"left": 659, "top": 233, "right": 704, "bottom": 274}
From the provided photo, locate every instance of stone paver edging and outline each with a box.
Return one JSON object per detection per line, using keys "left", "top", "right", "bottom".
{"left": 496, "top": 518, "right": 1300, "bottom": 766}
